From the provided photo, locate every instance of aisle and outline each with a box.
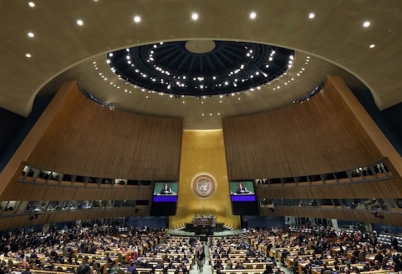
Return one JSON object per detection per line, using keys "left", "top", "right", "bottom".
{"left": 189, "top": 243, "right": 212, "bottom": 274}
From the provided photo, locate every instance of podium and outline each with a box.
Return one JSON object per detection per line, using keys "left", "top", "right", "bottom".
{"left": 183, "top": 215, "right": 225, "bottom": 234}
{"left": 195, "top": 217, "right": 213, "bottom": 226}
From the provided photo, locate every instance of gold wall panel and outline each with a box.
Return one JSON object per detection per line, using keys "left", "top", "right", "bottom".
{"left": 170, "top": 130, "right": 240, "bottom": 229}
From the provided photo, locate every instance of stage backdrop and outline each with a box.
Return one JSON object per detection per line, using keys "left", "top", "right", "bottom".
{"left": 170, "top": 130, "right": 240, "bottom": 229}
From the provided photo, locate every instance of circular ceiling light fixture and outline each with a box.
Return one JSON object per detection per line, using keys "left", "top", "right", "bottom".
{"left": 106, "top": 40, "right": 295, "bottom": 97}
{"left": 134, "top": 16, "right": 141, "bottom": 23}
{"left": 185, "top": 40, "right": 216, "bottom": 53}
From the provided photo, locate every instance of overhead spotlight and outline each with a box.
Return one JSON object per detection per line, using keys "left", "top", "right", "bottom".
{"left": 192, "top": 13, "right": 198, "bottom": 20}
{"left": 249, "top": 12, "right": 256, "bottom": 19}
{"left": 309, "top": 13, "right": 315, "bottom": 19}
{"left": 134, "top": 16, "right": 141, "bottom": 23}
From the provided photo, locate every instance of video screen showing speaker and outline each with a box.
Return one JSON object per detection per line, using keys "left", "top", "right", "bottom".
{"left": 229, "top": 180, "right": 259, "bottom": 215}
{"left": 150, "top": 182, "right": 178, "bottom": 216}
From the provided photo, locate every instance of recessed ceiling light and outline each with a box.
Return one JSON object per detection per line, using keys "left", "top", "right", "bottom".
{"left": 134, "top": 16, "right": 141, "bottom": 23}
{"left": 370, "top": 44, "right": 375, "bottom": 48}
{"left": 309, "top": 13, "right": 315, "bottom": 19}
{"left": 28, "top": 2, "right": 35, "bottom": 7}
{"left": 250, "top": 12, "right": 256, "bottom": 19}
{"left": 26, "top": 53, "right": 31, "bottom": 58}
{"left": 27, "top": 32, "right": 34, "bottom": 37}
{"left": 363, "top": 21, "right": 370, "bottom": 27}
{"left": 192, "top": 13, "right": 198, "bottom": 20}
{"left": 77, "top": 19, "right": 83, "bottom": 26}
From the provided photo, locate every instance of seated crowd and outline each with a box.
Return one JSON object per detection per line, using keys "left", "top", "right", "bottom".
{"left": 246, "top": 226, "right": 402, "bottom": 274}
{"left": 0, "top": 223, "right": 401, "bottom": 274}
{"left": 0, "top": 224, "right": 165, "bottom": 274}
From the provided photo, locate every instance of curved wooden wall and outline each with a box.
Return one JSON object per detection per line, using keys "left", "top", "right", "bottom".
{"left": 0, "top": 81, "right": 182, "bottom": 228}
{"left": 255, "top": 157, "right": 402, "bottom": 199}
{"left": 260, "top": 207, "right": 402, "bottom": 227}
{"left": 0, "top": 207, "right": 146, "bottom": 231}
{"left": 223, "top": 76, "right": 383, "bottom": 179}
{"left": 4, "top": 181, "right": 153, "bottom": 201}
{"left": 26, "top": 82, "right": 183, "bottom": 180}
{"left": 256, "top": 178, "right": 402, "bottom": 200}
{"left": 2, "top": 77, "right": 402, "bottom": 229}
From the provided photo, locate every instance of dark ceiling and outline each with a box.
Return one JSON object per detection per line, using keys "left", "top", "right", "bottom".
{"left": 107, "top": 41, "right": 294, "bottom": 96}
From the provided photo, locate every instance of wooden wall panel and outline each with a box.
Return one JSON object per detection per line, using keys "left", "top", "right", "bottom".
{"left": 260, "top": 207, "right": 402, "bottom": 227}
{"left": 25, "top": 82, "right": 183, "bottom": 180}
{"left": 256, "top": 178, "right": 402, "bottom": 200}
{"left": 223, "top": 76, "right": 383, "bottom": 179}
{"left": 0, "top": 82, "right": 78, "bottom": 196}
{"left": 0, "top": 207, "right": 148, "bottom": 231}
{"left": 2, "top": 182, "right": 153, "bottom": 201}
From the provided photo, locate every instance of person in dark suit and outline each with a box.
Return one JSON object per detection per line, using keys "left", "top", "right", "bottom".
{"left": 196, "top": 248, "right": 206, "bottom": 273}
{"left": 22, "top": 267, "right": 32, "bottom": 274}
{"left": 281, "top": 249, "right": 289, "bottom": 266}
{"left": 237, "top": 183, "right": 248, "bottom": 193}
{"left": 160, "top": 184, "right": 173, "bottom": 194}
{"left": 391, "top": 236, "right": 399, "bottom": 251}
{"left": 320, "top": 264, "right": 330, "bottom": 274}
{"left": 369, "top": 235, "right": 377, "bottom": 246}
{"left": 77, "top": 259, "right": 90, "bottom": 274}
{"left": 374, "top": 251, "right": 384, "bottom": 263}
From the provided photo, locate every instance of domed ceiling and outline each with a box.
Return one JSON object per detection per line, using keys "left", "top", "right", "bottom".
{"left": 106, "top": 41, "right": 294, "bottom": 97}
{"left": 2, "top": 1, "right": 401, "bottom": 129}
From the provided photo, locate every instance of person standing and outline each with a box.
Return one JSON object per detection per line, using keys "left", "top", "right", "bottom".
{"left": 77, "top": 259, "right": 90, "bottom": 274}
{"left": 392, "top": 236, "right": 399, "bottom": 251}
{"left": 160, "top": 184, "right": 172, "bottom": 194}
{"left": 196, "top": 247, "right": 206, "bottom": 273}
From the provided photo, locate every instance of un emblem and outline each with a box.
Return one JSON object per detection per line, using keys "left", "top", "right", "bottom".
{"left": 192, "top": 174, "right": 216, "bottom": 199}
